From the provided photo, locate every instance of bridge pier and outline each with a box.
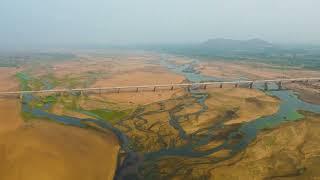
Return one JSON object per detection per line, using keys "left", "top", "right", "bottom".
{"left": 278, "top": 81, "right": 283, "bottom": 90}
{"left": 117, "top": 88, "right": 120, "bottom": 93}
{"left": 203, "top": 85, "right": 207, "bottom": 89}
{"left": 220, "top": 83, "right": 223, "bottom": 88}
{"left": 249, "top": 82, "right": 253, "bottom": 89}
{"left": 235, "top": 83, "right": 238, "bottom": 88}
{"left": 153, "top": 87, "right": 156, "bottom": 92}
{"left": 171, "top": 86, "right": 174, "bottom": 90}
{"left": 136, "top": 88, "right": 139, "bottom": 92}
{"left": 264, "top": 82, "right": 268, "bottom": 91}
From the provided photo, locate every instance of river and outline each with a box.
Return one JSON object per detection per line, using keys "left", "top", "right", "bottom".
{"left": 20, "top": 55, "right": 320, "bottom": 179}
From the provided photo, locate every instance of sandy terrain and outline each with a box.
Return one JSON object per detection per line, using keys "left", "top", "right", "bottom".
{"left": 92, "top": 67, "right": 185, "bottom": 105}
{"left": 197, "top": 61, "right": 320, "bottom": 80}
{"left": 0, "top": 61, "right": 121, "bottom": 180}
{"left": 194, "top": 59, "right": 320, "bottom": 105}
{"left": 211, "top": 88, "right": 279, "bottom": 125}
{"left": 24, "top": 52, "right": 186, "bottom": 106}
{"left": 147, "top": 112, "right": 320, "bottom": 179}
{"left": 210, "top": 111, "right": 320, "bottom": 179}
{"left": 0, "top": 99, "right": 24, "bottom": 134}
{"left": 0, "top": 67, "right": 20, "bottom": 91}
{"left": 0, "top": 67, "right": 24, "bottom": 134}
{"left": 285, "top": 82, "right": 320, "bottom": 105}
{"left": 52, "top": 103, "right": 93, "bottom": 119}
{"left": 50, "top": 53, "right": 158, "bottom": 78}
{"left": 0, "top": 121, "right": 120, "bottom": 180}
{"left": 166, "top": 56, "right": 194, "bottom": 65}
{"left": 180, "top": 88, "right": 279, "bottom": 135}
{"left": 0, "top": 95, "right": 120, "bottom": 180}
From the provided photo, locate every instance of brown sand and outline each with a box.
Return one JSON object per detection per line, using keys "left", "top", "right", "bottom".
{"left": 0, "top": 121, "right": 120, "bottom": 180}
{"left": 151, "top": 112, "right": 320, "bottom": 179}
{"left": 197, "top": 61, "right": 320, "bottom": 80}
{"left": 0, "top": 99, "right": 24, "bottom": 134}
{"left": 167, "top": 56, "right": 194, "bottom": 65}
{"left": 285, "top": 82, "right": 320, "bottom": 105}
{"left": 181, "top": 88, "right": 279, "bottom": 134}
{"left": 0, "top": 67, "right": 20, "bottom": 91}
{"left": 51, "top": 53, "right": 158, "bottom": 78}
{"left": 0, "top": 96, "right": 120, "bottom": 180}
{"left": 92, "top": 68, "right": 185, "bottom": 105}
{"left": 210, "top": 112, "right": 320, "bottom": 179}
{"left": 208, "top": 88, "right": 279, "bottom": 125}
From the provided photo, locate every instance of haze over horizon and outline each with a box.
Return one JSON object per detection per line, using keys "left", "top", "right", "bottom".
{"left": 1, "top": 0, "right": 320, "bottom": 49}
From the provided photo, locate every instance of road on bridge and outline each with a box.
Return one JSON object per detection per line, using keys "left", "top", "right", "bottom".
{"left": 0, "top": 77, "right": 319, "bottom": 96}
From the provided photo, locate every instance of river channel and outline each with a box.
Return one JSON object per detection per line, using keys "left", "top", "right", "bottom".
{"left": 20, "top": 56, "right": 320, "bottom": 179}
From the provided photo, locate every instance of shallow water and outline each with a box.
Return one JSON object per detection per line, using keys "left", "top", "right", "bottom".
{"left": 22, "top": 94, "right": 130, "bottom": 149}
{"left": 154, "top": 56, "right": 320, "bottom": 157}
{"left": 230, "top": 90, "right": 320, "bottom": 153}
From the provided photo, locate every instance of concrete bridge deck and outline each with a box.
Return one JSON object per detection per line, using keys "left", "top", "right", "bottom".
{"left": 0, "top": 77, "right": 319, "bottom": 96}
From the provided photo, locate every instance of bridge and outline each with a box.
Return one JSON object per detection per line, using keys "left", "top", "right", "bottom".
{"left": 0, "top": 77, "right": 319, "bottom": 98}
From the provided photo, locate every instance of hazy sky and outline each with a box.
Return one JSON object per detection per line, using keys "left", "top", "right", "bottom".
{"left": 1, "top": 0, "right": 320, "bottom": 47}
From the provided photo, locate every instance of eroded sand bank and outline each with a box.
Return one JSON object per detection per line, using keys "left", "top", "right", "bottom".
{"left": 181, "top": 88, "right": 280, "bottom": 135}
{"left": 0, "top": 97, "right": 120, "bottom": 180}
{"left": 0, "top": 99, "right": 24, "bottom": 134}
{"left": 143, "top": 112, "right": 320, "bottom": 179}
{"left": 0, "top": 121, "right": 120, "bottom": 180}
{"left": 210, "top": 112, "right": 320, "bottom": 179}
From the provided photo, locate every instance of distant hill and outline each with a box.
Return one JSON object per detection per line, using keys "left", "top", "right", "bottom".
{"left": 201, "top": 38, "right": 273, "bottom": 51}
{"left": 141, "top": 38, "right": 320, "bottom": 70}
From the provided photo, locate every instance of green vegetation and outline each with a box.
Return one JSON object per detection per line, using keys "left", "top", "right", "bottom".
{"left": 43, "top": 95, "right": 57, "bottom": 103}
{"left": 16, "top": 72, "right": 31, "bottom": 90}
{"left": 21, "top": 111, "right": 36, "bottom": 121}
{"left": 86, "top": 109, "right": 131, "bottom": 124}
{"left": 56, "top": 95, "right": 80, "bottom": 110}
{"left": 16, "top": 72, "right": 55, "bottom": 91}
{"left": 285, "top": 111, "right": 304, "bottom": 120}
{"left": 14, "top": 62, "right": 131, "bottom": 125}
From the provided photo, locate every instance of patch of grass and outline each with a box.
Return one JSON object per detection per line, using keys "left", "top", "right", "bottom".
{"left": 87, "top": 109, "right": 131, "bottom": 124}
{"left": 21, "top": 110, "right": 39, "bottom": 121}
{"left": 30, "top": 95, "right": 58, "bottom": 109}
{"left": 57, "top": 95, "right": 79, "bottom": 110}
{"left": 43, "top": 95, "right": 57, "bottom": 103}
{"left": 16, "top": 72, "right": 56, "bottom": 91}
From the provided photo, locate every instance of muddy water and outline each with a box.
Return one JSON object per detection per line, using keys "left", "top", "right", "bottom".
{"left": 20, "top": 57, "right": 320, "bottom": 179}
